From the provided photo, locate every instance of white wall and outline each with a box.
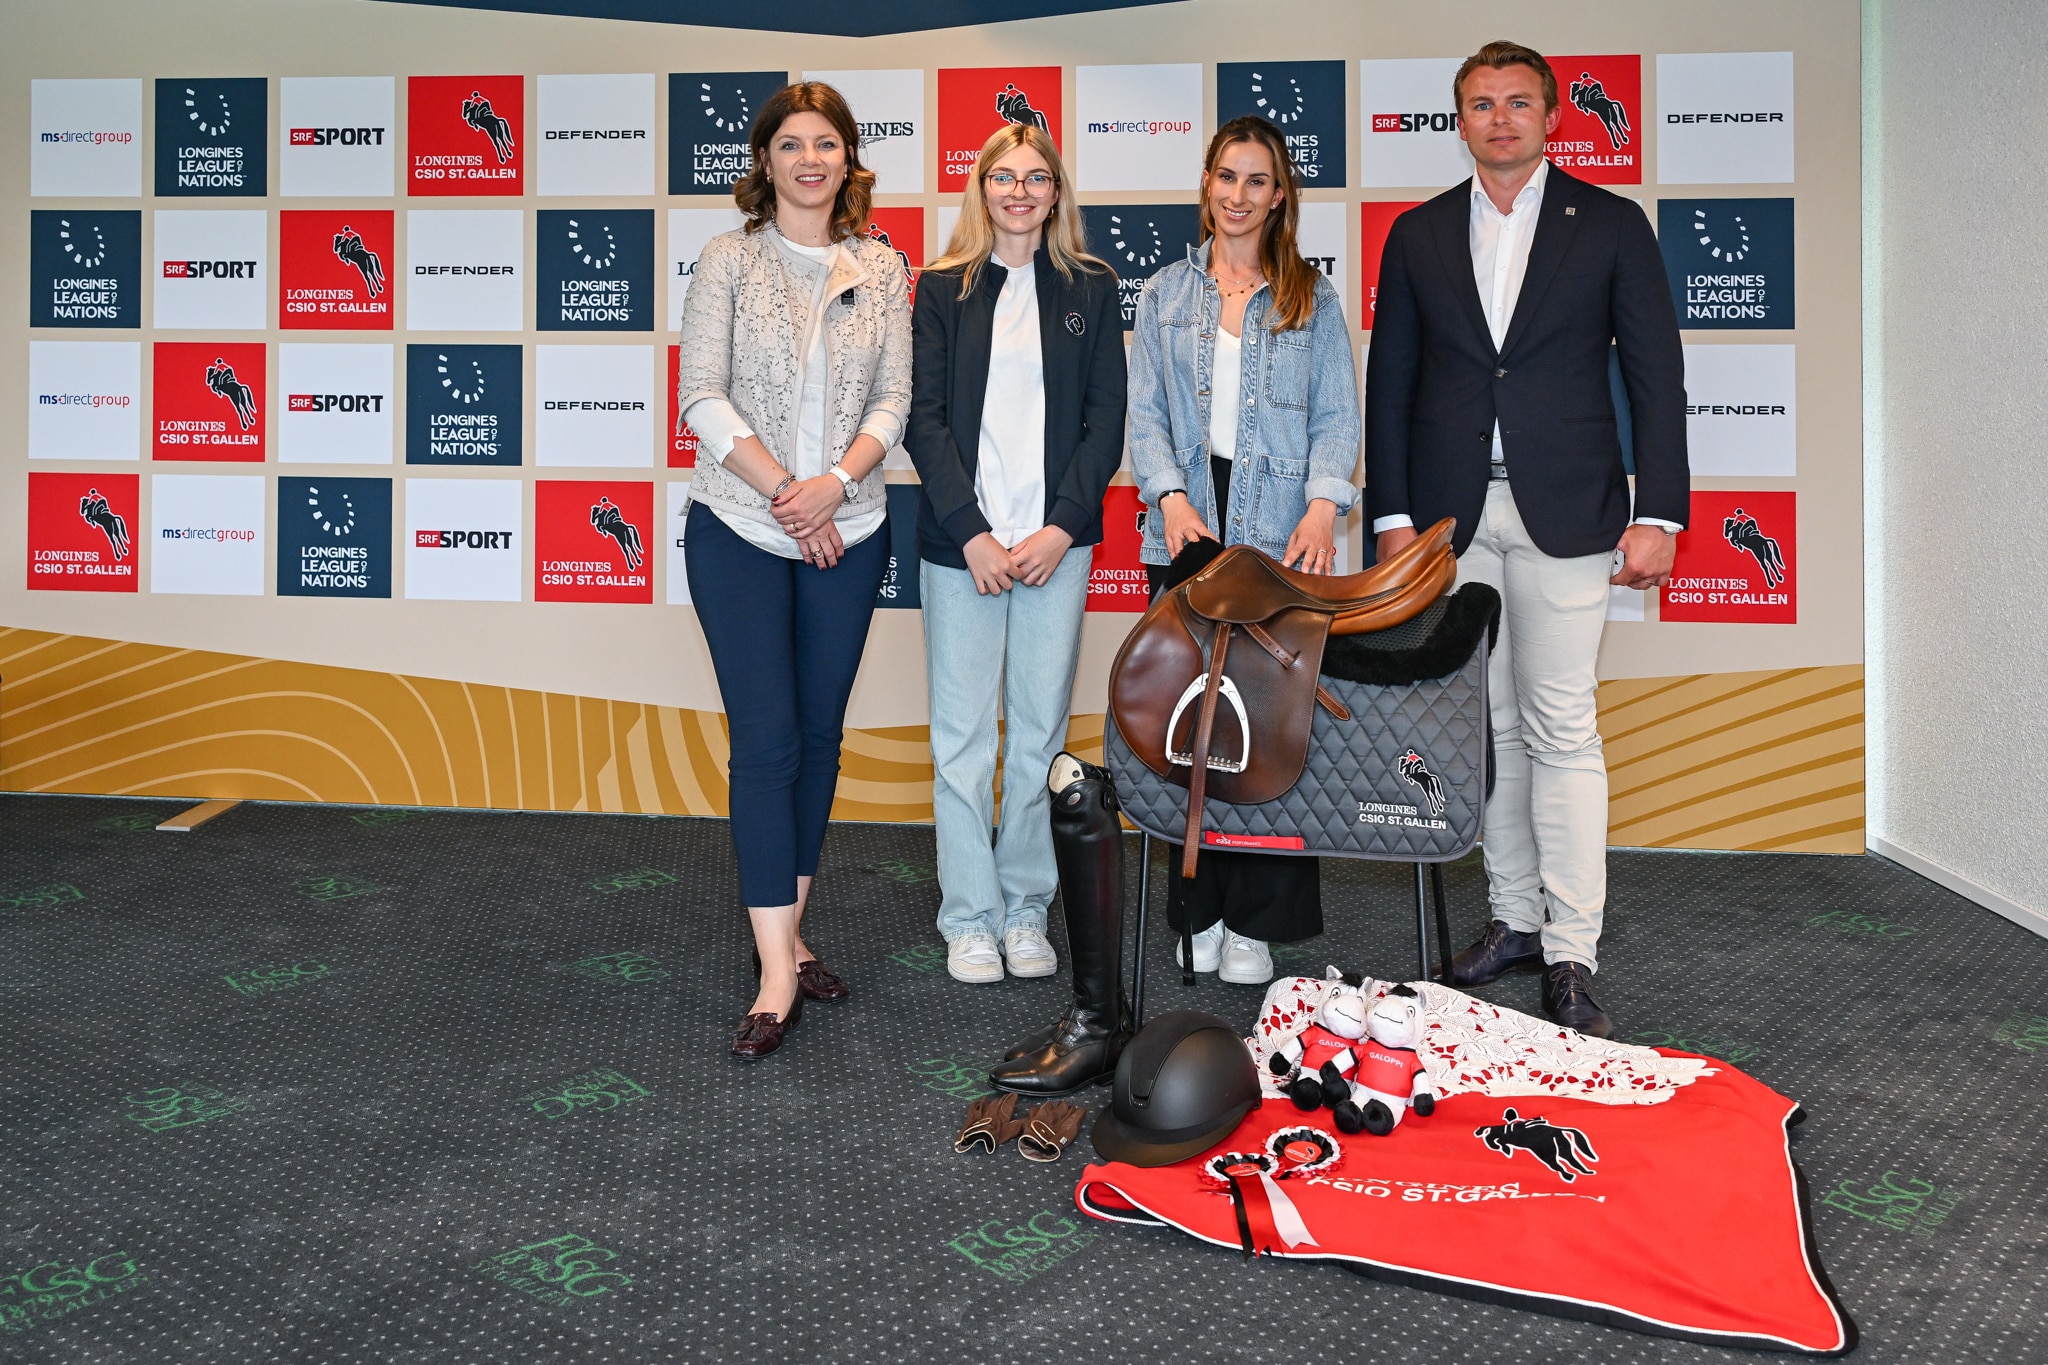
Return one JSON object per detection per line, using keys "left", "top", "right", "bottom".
{"left": 1866, "top": 0, "right": 2048, "bottom": 934}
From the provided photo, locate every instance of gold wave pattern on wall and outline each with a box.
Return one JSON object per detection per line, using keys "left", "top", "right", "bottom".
{"left": 0, "top": 629, "right": 1861, "bottom": 850}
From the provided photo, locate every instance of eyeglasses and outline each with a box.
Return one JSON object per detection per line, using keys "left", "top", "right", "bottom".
{"left": 984, "top": 171, "right": 1057, "bottom": 195}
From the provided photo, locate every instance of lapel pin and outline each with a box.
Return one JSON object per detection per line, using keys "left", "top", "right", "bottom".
{"left": 1065, "top": 311, "right": 1085, "bottom": 337}
{"left": 1564, "top": 207, "right": 1576, "bottom": 216}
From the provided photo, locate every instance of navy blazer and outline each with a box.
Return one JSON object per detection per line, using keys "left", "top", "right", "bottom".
{"left": 1364, "top": 165, "right": 1689, "bottom": 558}
{"left": 906, "top": 249, "right": 1127, "bottom": 569}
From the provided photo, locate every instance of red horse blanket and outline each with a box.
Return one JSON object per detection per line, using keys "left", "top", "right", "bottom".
{"left": 1076, "top": 1057, "right": 1855, "bottom": 1354}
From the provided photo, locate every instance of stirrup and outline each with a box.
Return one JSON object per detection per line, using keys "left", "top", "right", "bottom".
{"left": 1165, "top": 673, "right": 1250, "bottom": 773}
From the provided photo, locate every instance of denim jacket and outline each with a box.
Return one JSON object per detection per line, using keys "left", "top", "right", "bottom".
{"left": 1128, "top": 241, "right": 1360, "bottom": 565}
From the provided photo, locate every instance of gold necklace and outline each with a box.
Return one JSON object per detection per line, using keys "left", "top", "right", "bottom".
{"left": 1211, "top": 266, "right": 1265, "bottom": 299}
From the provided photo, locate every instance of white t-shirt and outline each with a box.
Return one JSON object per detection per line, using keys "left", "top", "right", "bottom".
{"left": 1209, "top": 324, "right": 1244, "bottom": 462}
{"left": 972, "top": 259, "right": 1047, "bottom": 548}
{"left": 684, "top": 230, "right": 886, "bottom": 558}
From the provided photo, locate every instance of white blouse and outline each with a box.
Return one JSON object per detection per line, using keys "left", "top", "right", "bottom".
{"left": 1208, "top": 324, "right": 1243, "bottom": 462}
{"left": 972, "top": 258, "right": 1048, "bottom": 549}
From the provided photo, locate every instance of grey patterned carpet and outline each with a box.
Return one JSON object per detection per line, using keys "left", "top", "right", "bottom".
{"left": 1, "top": 793, "right": 2043, "bottom": 1362}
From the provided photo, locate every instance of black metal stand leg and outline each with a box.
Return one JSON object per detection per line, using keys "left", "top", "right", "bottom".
{"left": 1131, "top": 834, "right": 1150, "bottom": 1031}
{"left": 1412, "top": 862, "right": 1431, "bottom": 983}
{"left": 1429, "top": 863, "right": 1451, "bottom": 982}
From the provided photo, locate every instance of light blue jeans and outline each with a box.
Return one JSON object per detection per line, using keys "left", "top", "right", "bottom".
{"left": 922, "top": 544, "right": 1092, "bottom": 943}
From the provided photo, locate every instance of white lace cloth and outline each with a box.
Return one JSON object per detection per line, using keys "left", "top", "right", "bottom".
{"left": 1248, "top": 974, "right": 1715, "bottom": 1106}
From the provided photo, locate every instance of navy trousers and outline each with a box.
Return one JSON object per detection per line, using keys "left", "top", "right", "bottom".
{"left": 685, "top": 500, "right": 889, "bottom": 906}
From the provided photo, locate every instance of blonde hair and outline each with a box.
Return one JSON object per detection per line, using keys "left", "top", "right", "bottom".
{"left": 930, "top": 124, "right": 1109, "bottom": 297}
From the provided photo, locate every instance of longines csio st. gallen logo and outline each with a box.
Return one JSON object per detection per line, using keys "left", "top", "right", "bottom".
{"left": 27, "top": 473, "right": 139, "bottom": 593}
{"left": 281, "top": 210, "right": 393, "bottom": 330}
{"left": 153, "top": 342, "right": 265, "bottom": 461}
{"left": 409, "top": 75, "right": 523, "bottom": 195}
{"left": 536, "top": 480, "right": 652, "bottom": 603}
{"left": 936, "top": 67, "right": 1063, "bottom": 189}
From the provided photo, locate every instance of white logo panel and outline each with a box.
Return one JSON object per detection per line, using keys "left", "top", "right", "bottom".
{"left": 31, "top": 79, "right": 143, "bottom": 197}
{"left": 666, "top": 480, "right": 693, "bottom": 605}
{"left": 406, "top": 210, "right": 524, "bottom": 332}
{"left": 1357, "top": 59, "right": 1472, "bottom": 189}
{"left": 153, "top": 210, "right": 268, "bottom": 329}
{"left": 150, "top": 473, "right": 265, "bottom": 595}
{"left": 404, "top": 477, "right": 523, "bottom": 601}
{"left": 538, "top": 73, "right": 657, "bottom": 196}
{"left": 666, "top": 207, "right": 745, "bottom": 331}
{"left": 29, "top": 341, "right": 143, "bottom": 460}
{"left": 1074, "top": 64, "right": 1202, "bottom": 192}
{"left": 537, "top": 345, "right": 655, "bottom": 467}
{"left": 279, "top": 343, "right": 395, "bottom": 464}
{"left": 1682, "top": 343, "right": 1797, "bottom": 477}
{"left": 280, "top": 77, "right": 396, "bottom": 197}
{"left": 801, "top": 69, "right": 925, "bottom": 194}
{"left": 1295, "top": 200, "right": 1349, "bottom": 316}
{"left": 1656, "top": 53, "right": 1795, "bottom": 185}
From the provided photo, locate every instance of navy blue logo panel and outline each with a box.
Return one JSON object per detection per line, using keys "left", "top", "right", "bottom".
{"left": 30, "top": 210, "right": 142, "bottom": 328}
{"left": 1659, "top": 198, "right": 1794, "bottom": 330}
{"left": 277, "top": 477, "right": 393, "bottom": 597}
{"left": 536, "top": 209, "right": 654, "bottom": 331}
{"left": 155, "top": 78, "right": 269, "bottom": 196}
{"left": 1080, "top": 205, "right": 1201, "bottom": 329}
{"left": 1217, "top": 61, "right": 1347, "bottom": 187}
{"left": 406, "top": 344, "right": 524, "bottom": 465}
{"left": 668, "top": 72, "right": 789, "bottom": 194}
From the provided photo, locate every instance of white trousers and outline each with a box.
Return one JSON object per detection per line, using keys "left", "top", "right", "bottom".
{"left": 1454, "top": 481, "right": 1613, "bottom": 970}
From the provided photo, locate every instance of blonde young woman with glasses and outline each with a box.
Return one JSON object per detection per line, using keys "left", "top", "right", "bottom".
{"left": 905, "top": 124, "right": 1126, "bottom": 992}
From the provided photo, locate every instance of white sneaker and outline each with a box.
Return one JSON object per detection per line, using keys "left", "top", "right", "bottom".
{"left": 1173, "top": 920, "right": 1226, "bottom": 973}
{"left": 1219, "top": 931, "right": 1274, "bottom": 985}
{"left": 947, "top": 932, "right": 1004, "bottom": 984}
{"left": 1001, "top": 927, "right": 1058, "bottom": 978}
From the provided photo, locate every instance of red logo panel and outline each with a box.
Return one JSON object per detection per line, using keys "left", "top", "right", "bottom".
{"left": 1358, "top": 202, "right": 1421, "bottom": 330}
{"left": 665, "top": 345, "right": 698, "bottom": 469}
{"left": 536, "top": 479, "right": 653, "bottom": 603}
{"left": 153, "top": 342, "right": 266, "bottom": 461}
{"left": 1545, "top": 55, "right": 1640, "bottom": 185}
{"left": 1661, "top": 491, "right": 1796, "bottom": 623}
{"left": 865, "top": 207, "right": 925, "bottom": 305}
{"left": 408, "top": 75, "right": 524, "bottom": 196}
{"left": 28, "top": 473, "right": 140, "bottom": 592}
{"left": 1088, "top": 484, "right": 1148, "bottom": 613}
{"left": 937, "top": 68, "right": 1062, "bottom": 189}
{"left": 280, "top": 210, "right": 393, "bottom": 330}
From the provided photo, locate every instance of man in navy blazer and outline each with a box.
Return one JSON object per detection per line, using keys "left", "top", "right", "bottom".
{"left": 1366, "top": 41, "right": 1690, "bottom": 1037}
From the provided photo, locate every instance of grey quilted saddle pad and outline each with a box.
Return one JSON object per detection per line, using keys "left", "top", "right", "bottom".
{"left": 1106, "top": 630, "right": 1488, "bottom": 863}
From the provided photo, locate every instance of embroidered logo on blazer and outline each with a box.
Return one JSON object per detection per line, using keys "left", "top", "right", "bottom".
{"left": 1064, "top": 311, "right": 1085, "bottom": 337}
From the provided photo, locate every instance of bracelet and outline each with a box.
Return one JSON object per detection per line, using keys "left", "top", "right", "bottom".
{"left": 770, "top": 474, "right": 796, "bottom": 499}
{"left": 829, "top": 466, "right": 857, "bottom": 502}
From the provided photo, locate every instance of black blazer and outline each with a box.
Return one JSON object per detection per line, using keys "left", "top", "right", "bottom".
{"left": 906, "top": 248, "right": 1127, "bottom": 569}
{"left": 1365, "top": 166, "right": 1689, "bottom": 558}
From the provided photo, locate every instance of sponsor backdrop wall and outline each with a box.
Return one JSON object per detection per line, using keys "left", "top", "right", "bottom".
{"left": 2, "top": 0, "right": 1862, "bottom": 852}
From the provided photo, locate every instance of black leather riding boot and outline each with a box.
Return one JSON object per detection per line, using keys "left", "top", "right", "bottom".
{"left": 989, "top": 755, "right": 1131, "bottom": 1096}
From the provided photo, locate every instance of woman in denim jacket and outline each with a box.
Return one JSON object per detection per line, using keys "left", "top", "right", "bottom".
{"left": 1127, "top": 116, "right": 1361, "bottom": 985}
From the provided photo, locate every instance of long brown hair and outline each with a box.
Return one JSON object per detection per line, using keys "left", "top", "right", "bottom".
{"left": 733, "top": 82, "right": 875, "bottom": 242}
{"left": 929, "top": 124, "right": 1110, "bottom": 298}
{"left": 1200, "top": 117, "right": 1317, "bottom": 332}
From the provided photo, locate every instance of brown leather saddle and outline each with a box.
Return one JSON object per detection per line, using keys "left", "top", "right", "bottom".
{"left": 1107, "top": 520, "right": 1457, "bottom": 878}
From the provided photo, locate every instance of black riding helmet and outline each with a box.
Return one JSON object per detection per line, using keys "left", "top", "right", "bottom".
{"left": 1091, "top": 1010, "right": 1260, "bottom": 1167}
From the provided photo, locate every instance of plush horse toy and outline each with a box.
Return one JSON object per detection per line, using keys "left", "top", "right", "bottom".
{"left": 1266, "top": 978, "right": 1370, "bottom": 1115}
{"left": 1341, "top": 984, "right": 1437, "bottom": 1136}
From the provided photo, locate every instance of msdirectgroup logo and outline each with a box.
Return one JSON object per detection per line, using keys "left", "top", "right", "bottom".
{"left": 30, "top": 210, "right": 142, "bottom": 329}
{"left": 1218, "top": 60, "right": 1347, "bottom": 186}
{"left": 536, "top": 345, "right": 655, "bottom": 466}
{"left": 28, "top": 341, "right": 143, "bottom": 460}
{"left": 406, "top": 344, "right": 523, "bottom": 466}
{"left": 1656, "top": 52, "right": 1794, "bottom": 185}
{"left": 281, "top": 77, "right": 396, "bottom": 196}
{"left": 667, "top": 71, "right": 787, "bottom": 194}
{"left": 1659, "top": 198, "right": 1794, "bottom": 330}
{"left": 278, "top": 476, "right": 392, "bottom": 597}
{"left": 281, "top": 210, "right": 394, "bottom": 330}
{"left": 1662, "top": 491, "right": 1796, "bottom": 624}
{"left": 155, "top": 77, "right": 268, "bottom": 197}
{"left": 409, "top": 75, "right": 524, "bottom": 196}
{"left": 536, "top": 480, "right": 653, "bottom": 603}
{"left": 152, "top": 342, "right": 266, "bottom": 462}
{"left": 1544, "top": 56, "right": 1639, "bottom": 184}
{"left": 154, "top": 210, "right": 268, "bottom": 330}
{"left": 1080, "top": 205, "right": 1200, "bottom": 326}
{"left": 279, "top": 343, "right": 395, "bottom": 463}
{"left": 537, "top": 209, "right": 655, "bottom": 331}
{"left": 1074, "top": 64, "right": 1201, "bottom": 192}
{"left": 937, "top": 67, "right": 1063, "bottom": 189}
{"left": 150, "top": 474, "right": 266, "bottom": 595}
{"left": 31, "top": 78, "right": 144, "bottom": 196}
{"left": 27, "top": 473, "right": 140, "bottom": 593}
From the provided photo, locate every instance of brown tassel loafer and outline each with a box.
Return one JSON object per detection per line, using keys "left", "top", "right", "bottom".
{"left": 731, "top": 984, "right": 803, "bottom": 1060}
{"left": 752, "top": 950, "right": 849, "bottom": 1002}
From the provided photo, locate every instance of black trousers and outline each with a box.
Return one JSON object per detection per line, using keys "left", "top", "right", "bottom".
{"left": 1143, "top": 457, "right": 1323, "bottom": 943}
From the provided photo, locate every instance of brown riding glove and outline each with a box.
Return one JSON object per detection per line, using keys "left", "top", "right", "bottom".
{"left": 953, "top": 1092, "right": 1027, "bottom": 1154}
{"left": 1018, "top": 1101, "right": 1087, "bottom": 1163}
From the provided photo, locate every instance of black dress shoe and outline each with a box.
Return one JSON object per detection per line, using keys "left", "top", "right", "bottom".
{"left": 1541, "top": 961, "right": 1612, "bottom": 1039}
{"left": 1449, "top": 919, "right": 1544, "bottom": 987}
{"left": 731, "top": 978, "right": 803, "bottom": 1060}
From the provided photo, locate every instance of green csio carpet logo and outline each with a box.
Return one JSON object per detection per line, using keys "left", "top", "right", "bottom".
{"left": 125, "top": 1085, "right": 248, "bottom": 1132}
{"left": 348, "top": 809, "right": 416, "bottom": 827}
{"left": 294, "top": 874, "right": 380, "bottom": 902}
{"left": 1, "top": 883, "right": 83, "bottom": 913}
{"left": 567, "top": 951, "right": 670, "bottom": 984}
{"left": 1805, "top": 909, "right": 1916, "bottom": 938}
{"left": 889, "top": 944, "right": 947, "bottom": 974}
{"left": 225, "top": 961, "right": 332, "bottom": 996}
{"left": 472, "top": 1234, "right": 632, "bottom": 1306}
{"left": 907, "top": 1054, "right": 994, "bottom": 1100}
{"left": 0, "top": 1253, "right": 146, "bottom": 1334}
{"left": 947, "top": 1211, "right": 1095, "bottom": 1284}
{"left": 590, "top": 867, "right": 676, "bottom": 893}
{"left": 1823, "top": 1170, "right": 1963, "bottom": 1239}
{"left": 1628, "top": 1026, "right": 1763, "bottom": 1065}
{"left": 865, "top": 858, "right": 937, "bottom": 884}
{"left": 1992, "top": 1013, "right": 2048, "bottom": 1054}
{"left": 94, "top": 812, "right": 161, "bottom": 832}
{"left": 523, "top": 1069, "right": 652, "bottom": 1119}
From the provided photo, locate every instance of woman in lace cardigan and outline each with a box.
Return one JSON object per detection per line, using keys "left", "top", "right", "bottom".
{"left": 675, "top": 81, "right": 912, "bottom": 1059}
